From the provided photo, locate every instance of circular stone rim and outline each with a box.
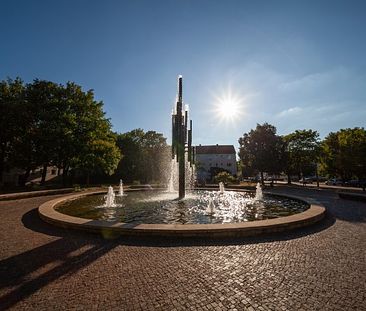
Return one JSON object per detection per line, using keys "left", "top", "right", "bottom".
{"left": 38, "top": 188, "right": 326, "bottom": 238}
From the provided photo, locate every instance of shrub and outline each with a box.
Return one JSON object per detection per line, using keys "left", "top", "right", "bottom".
{"left": 214, "top": 172, "right": 236, "bottom": 184}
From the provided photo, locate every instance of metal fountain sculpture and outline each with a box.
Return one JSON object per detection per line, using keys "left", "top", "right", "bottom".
{"left": 171, "top": 75, "right": 194, "bottom": 199}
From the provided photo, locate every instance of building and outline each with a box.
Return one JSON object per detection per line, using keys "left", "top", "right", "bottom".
{"left": 195, "top": 144, "right": 237, "bottom": 182}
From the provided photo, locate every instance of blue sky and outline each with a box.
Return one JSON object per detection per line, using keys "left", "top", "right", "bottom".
{"left": 1, "top": 0, "right": 365, "bottom": 150}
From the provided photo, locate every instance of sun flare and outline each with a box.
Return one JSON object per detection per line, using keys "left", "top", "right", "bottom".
{"left": 213, "top": 88, "right": 245, "bottom": 122}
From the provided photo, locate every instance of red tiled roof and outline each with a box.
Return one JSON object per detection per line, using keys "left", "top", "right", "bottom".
{"left": 195, "top": 145, "right": 235, "bottom": 154}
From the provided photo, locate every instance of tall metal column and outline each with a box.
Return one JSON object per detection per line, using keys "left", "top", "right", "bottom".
{"left": 171, "top": 75, "right": 193, "bottom": 199}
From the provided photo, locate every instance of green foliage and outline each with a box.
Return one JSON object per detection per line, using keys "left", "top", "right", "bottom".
{"left": 0, "top": 77, "right": 121, "bottom": 186}
{"left": 214, "top": 171, "right": 236, "bottom": 184}
{"left": 0, "top": 78, "right": 25, "bottom": 180}
{"left": 115, "top": 129, "right": 169, "bottom": 184}
{"left": 283, "top": 129, "right": 320, "bottom": 181}
{"left": 238, "top": 123, "right": 286, "bottom": 183}
{"left": 321, "top": 128, "right": 366, "bottom": 180}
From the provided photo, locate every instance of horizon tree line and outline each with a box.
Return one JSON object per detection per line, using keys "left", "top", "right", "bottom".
{"left": 0, "top": 77, "right": 170, "bottom": 188}
{"left": 238, "top": 123, "right": 366, "bottom": 185}
{"left": 2, "top": 77, "right": 365, "bottom": 188}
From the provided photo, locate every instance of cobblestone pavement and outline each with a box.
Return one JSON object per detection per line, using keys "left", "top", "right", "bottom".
{"left": 0, "top": 187, "right": 365, "bottom": 310}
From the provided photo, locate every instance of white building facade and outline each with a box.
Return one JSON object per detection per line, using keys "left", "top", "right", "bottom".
{"left": 195, "top": 144, "right": 237, "bottom": 182}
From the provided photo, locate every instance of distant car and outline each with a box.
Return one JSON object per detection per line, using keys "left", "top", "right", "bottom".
{"left": 325, "top": 178, "right": 343, "bottom": 186}
{"left": 359, "top": 180, "right": 366, "bottom": 190}
{"left": 344, "top": 179, "right": 366, "bottom": 188}
{"left": 311, "top": 176, "right": 327, "bottom": 182}
{"left": 344, "top": 180, "right": 359, "bottom": 187}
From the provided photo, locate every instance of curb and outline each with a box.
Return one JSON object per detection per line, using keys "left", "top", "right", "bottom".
{"left": 38, "top": 189, "right": 326, "bottom": 238}
{"left": 0, "top": 188, "right": 75, "bottom": 201}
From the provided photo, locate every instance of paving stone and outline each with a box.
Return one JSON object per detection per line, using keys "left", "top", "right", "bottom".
{"left": 0, "top": 188, "right": 365, "bottom": 310}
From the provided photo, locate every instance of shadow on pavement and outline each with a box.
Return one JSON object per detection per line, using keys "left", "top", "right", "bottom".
{"left": 0, "top": 211, "right": 118, "bottom": 310}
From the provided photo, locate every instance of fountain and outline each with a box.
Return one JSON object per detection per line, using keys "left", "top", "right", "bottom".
{"left": 171, "top": 76, "right": 194, "bottom": 199}
{"left": 219, "top": 182, "right": 225, "bottom": 194}
{"left": 44, "top": 76, "right": 322, "bottom": 234}
{"left": 87, "top": 77, "right": 295, "bottom": 223}
{"left": 117, "top": 179, "right": 125, "bottom": 196}
{"left": 104, "top": 186, "right": 116, "bottom": 207}
{"left": 255, "top": 182, "right": 263, "bottom": 201}
{"left": 58, "top": 188, "right": 309, "bottom": 224}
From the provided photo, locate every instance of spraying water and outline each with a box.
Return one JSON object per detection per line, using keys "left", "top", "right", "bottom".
{"left": 185, "top": 153, "right": 196, "bottom": 192}
{"left": 219, "top": 182, "right": 225, "bottom": 194}
{"left": 117, "top": 179, "right": 125, "bottom": 197}
{"left": 168, "top": 154, "right": 196, "bottom": 194}
{"left": 167, "top": 157, "right": 178, "bottom": 192}
{"left": 104, "top": 186, "right": 116, "bottom": 207}
{"left": 255, "top": 182, "right": 263, "bottom": 201}
{"left": 206, "top": 198, "right": 215, "bottom": 215}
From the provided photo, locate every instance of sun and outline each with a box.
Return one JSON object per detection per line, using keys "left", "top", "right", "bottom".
{"left": 217, "top": 96, "right": 240, "bottom": 119}
{"left": 213, "top": 88, "right": 244, "bottom": 122}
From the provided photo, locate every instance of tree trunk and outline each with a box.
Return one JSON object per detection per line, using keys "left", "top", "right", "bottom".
{"left": 86, "top": 171, "right": 90, "bottom": 187}
{"left": 62, "top": 165, "right": 69, "bottom": 187}
{"left": 287, "top": 173, "right": 291, "bottom": 184}
{"left": 0, "top": 150, "right": 5, "bottom": 186}
{"left": 70, "top": 169, "right": 75, "bottom": 186}
{"left": 41, "top": 163, "right": 48, "bottom": 184}
{"left": 19, "top": 167, "right": 31, "bottom": 187}
{"left": 260, "top": 171, "right": 264, "bottom": 186}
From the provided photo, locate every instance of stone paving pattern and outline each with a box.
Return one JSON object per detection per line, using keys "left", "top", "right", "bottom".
{"left": 0, "top": 187, "right": 365, "bottom": 310}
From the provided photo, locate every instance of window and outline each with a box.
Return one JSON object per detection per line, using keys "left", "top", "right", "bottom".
{"left": 227, "top": 163, "right": 231, "bottom": 167}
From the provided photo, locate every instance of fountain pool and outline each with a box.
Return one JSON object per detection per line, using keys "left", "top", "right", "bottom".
{"left": 55, "top": 189, "right": 309, "bottom": 224}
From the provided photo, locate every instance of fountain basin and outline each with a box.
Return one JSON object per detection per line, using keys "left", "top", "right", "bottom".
{"left": 38, "top": 188, "right": 325, "bottom": 238}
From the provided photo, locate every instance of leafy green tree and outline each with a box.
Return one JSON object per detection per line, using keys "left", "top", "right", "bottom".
{"left": 116, "top": 129, "right": 145, "bottom": 183}
{"left": 238, "top": 123, "right": 286, "bottom": 185}
{"left": 74, "top": 137, "right": 121, "bottom": 185}
{"left": 66, "top": 85, "right": 121, "bottom": 185}
{"left": 140, "top": 131, "right": 168, "bottom": 183}
{"left": 283, "top": 129, "right": 320, "bottom": 183}
{"left": 115, "top": 129, "right": 168, "bottom": 184}
{"left": 321, "top": 128, "right": 366, "bottom": 180}
{"left": 21, "top": 80, "right": 63, "bottom": 183}
{"left": 5, "top": 79, "right": 121, "bottom": 186}
{"left": 0, "top": 78, "right": 25, "bottom": 184}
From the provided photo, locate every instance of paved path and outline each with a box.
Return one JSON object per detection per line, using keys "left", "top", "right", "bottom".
{"left": 0, "top": 188, "right": 365, "bottom": 310}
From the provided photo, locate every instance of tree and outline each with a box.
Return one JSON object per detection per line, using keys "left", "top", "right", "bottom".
{"left": 20, "top": 80, "right": 63, "bottom": 184}
{"left": 321, "top": 128, "right": 366, "bottom": 180}
{"left": 283, "top": 129, "right": 320, "bottom": 184}
{"left": 115, "top": 129, "right": 145, "bottom": 183}
{"left": 238, "top": 123, "right": 286, "bottom": 185}
{"left": 115, "top": 129, "right": 168, "bottom": 184}
{"left": 66, "top": 85, "right": 121, "bottom": 185}
{"left": 140, "top": 131, "right": 169, "bottom": 183}
{"left": 0, "top": 78, "right": 25, "bottom": 185}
